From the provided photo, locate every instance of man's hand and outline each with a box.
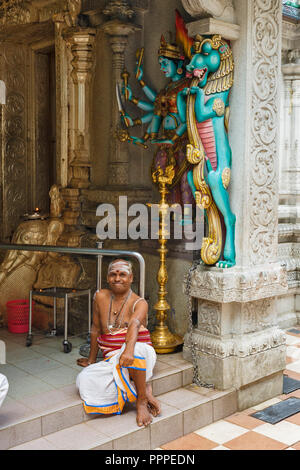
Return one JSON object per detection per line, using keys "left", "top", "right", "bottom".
{"left": 119, "top": 349, "right": 134, "bottom": 368}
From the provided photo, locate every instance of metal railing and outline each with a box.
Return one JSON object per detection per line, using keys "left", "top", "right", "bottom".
{"left": 0, "top": 243, "right": 145, "bottom": 297}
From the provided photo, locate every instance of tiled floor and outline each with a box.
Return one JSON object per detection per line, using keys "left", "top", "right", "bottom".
{"left": 159, "top": 327, "right": 300, "bottom": 451}
{"left": 0, "top": 328, "right": 86, "bottom": 402}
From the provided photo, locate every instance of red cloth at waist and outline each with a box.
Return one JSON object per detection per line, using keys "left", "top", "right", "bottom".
{"left": 97, "top": 328, "right": 153, "bottom": 359}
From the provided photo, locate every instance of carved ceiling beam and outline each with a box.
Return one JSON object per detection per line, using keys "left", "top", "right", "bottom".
{"left": 181, "top": 0, "right": 239, "bottom": 41}
{"left": 181, "top": 0, "right": 236, "bottom": 23}
{"left": 0, "top": 0, "right": 84, "bottom": 26}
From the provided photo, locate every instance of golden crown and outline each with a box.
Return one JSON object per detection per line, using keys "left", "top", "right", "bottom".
{"left": 158, "top": 35, "right": 183, "bottom": 60}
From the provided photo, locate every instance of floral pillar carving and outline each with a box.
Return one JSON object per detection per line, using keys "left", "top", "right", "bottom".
{"left": 248, "top": 0, "right": 281, "bottom": 266}
{"left": 182, "top": 0, "right": 287, "bottom": 409}
{"left": 101, "top": 0, "right": 141, "bottom": 186}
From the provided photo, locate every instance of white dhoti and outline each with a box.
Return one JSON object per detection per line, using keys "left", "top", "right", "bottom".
{"left": 76, "top": 342, "right": 156, "bottom": 415}
{"left": 0, "top": 373, "right": 9, "bottom": 408}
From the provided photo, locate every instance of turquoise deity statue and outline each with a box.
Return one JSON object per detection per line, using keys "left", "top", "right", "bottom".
{"left": 118, "top": 12, "right": 236, "bottom": 268}
{"left": 177, "top": 34, "right": 236, "bottom": 268}
{"left": 119, "top": 13, "right": 195, "bottom": 207}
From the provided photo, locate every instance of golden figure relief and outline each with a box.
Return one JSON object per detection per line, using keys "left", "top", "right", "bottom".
{"left": 0, "top": 185, "right": 81, "bottom": 321}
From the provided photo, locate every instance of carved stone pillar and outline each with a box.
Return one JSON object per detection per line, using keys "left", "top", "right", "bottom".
{"left": 182, "top": 0, "right": 287, "bottom": 410}
{"left": 277, "top": 56, "right": 300, "bottom": 314}
{"left": 281, "top": 60, "right": 300, "bottom": 201}
{"left": 101, "top": 0, "right": 141, "bottom": 186}
{"left": 54, "top": 16, "right": 69, "bottom": 189}
{"left": 279, "top": 77, "right": 293, "bottom": 197}
{"left": 64, "top": 28, "right": 96, "bottom": 189}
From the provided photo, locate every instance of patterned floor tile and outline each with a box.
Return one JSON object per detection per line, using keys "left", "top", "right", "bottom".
{"left": 224, "top": 431, "right": 287, "bottom": 450}
{"left": 286, "top": 412, "right": 300, "bottom": 426}
{"left": 254, "top": 421, "right": 300, "bottom": 446}
{"left": 224, "top": 412, "right": 264, "bottom": 430}
{"left": 161, "top": 433, "right": 217, "bottom": 450}
{"left": 285, "top": 335, "right": 300, "bottom": 346}
{"left": 285, "top": 360, "right": 300, "bottom": 374}
{"left": 194, "top": 420, "right": 248, "bottom": 444}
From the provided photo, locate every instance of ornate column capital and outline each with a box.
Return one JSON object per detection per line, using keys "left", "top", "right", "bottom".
{"left": 64, "top": 28, "right": 96, "bottom": 84}
{"left": 182, "top": 0, "right": 240, "bottom": 41}
{"left": 181, "top": 0, "right": 236, "bottom": 23}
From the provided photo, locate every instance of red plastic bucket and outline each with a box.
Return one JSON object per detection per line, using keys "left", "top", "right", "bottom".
{"left": 6, "top": 299, "right": 34, "bottom": 334}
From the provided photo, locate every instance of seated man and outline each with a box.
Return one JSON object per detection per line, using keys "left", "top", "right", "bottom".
{"left": 76, "top": 259, "right": 160, "bottom": 427}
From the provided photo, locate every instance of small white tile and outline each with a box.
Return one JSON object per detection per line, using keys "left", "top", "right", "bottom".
{"left": 285, "top": 335, "right": 300, "bottom": 346}
{"left": 194, "top": 420, "right": 248, "bottom": 444}
{"left": 212, "top": 445, "right": 230, "bottom": 450}
{"left": 255, "top": 421, "right": 300, "bottom": 446}
{"left": 252, "top": 397, "right": 282, "bottom": 411}
{"left": 286, "top": 346, "right": 300, "bottom": 360}
{"left": 285, "top": 360, "right": 300, "bottom": 373}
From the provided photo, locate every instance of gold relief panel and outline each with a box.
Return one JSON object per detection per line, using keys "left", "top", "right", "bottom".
{"left": 5, "top": 116, "right": 23, "bottom": 137}
{"left": 1, "top": 43, "right": 28, "bottom": 240}
{"left": 6, "top": 92, "right": 25, "bottom": 115}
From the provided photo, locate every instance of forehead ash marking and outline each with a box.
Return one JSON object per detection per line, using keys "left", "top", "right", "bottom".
{"left": 108, "top": 261, "right": 132, "bottom": 275}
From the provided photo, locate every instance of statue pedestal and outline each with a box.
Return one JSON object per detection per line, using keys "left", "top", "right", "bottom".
{"left": 183, "top": 263, "right": 288, "bottom": 410}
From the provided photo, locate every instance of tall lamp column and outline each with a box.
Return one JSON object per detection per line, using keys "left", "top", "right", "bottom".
{"left": 150, "top": 163, "right": 183, "bottom": 354}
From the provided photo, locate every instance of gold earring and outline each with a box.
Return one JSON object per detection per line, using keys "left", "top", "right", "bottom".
{"left": 177, "top": 68, "right": 183, "bottom": 75}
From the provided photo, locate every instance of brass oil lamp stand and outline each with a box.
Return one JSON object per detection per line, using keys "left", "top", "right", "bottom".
{"left": 150, "top": 163, "right": 183, "bottom": 354}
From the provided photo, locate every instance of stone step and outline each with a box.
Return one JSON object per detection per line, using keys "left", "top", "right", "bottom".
{"left": 0, "top": 353, "right": 193, "bottom": 450}
{"left": 7, "top": 385, "right": 237, "bottom": 450}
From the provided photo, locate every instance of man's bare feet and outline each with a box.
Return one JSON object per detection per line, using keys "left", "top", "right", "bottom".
{"left": 136, "top": 397, "right": 152, "bottom": 427}
{"left": 146, "top": 383, "right": 161, "bottom": 417}
{"left": 77, "top": 358, "right": 92, "bottom": 367}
